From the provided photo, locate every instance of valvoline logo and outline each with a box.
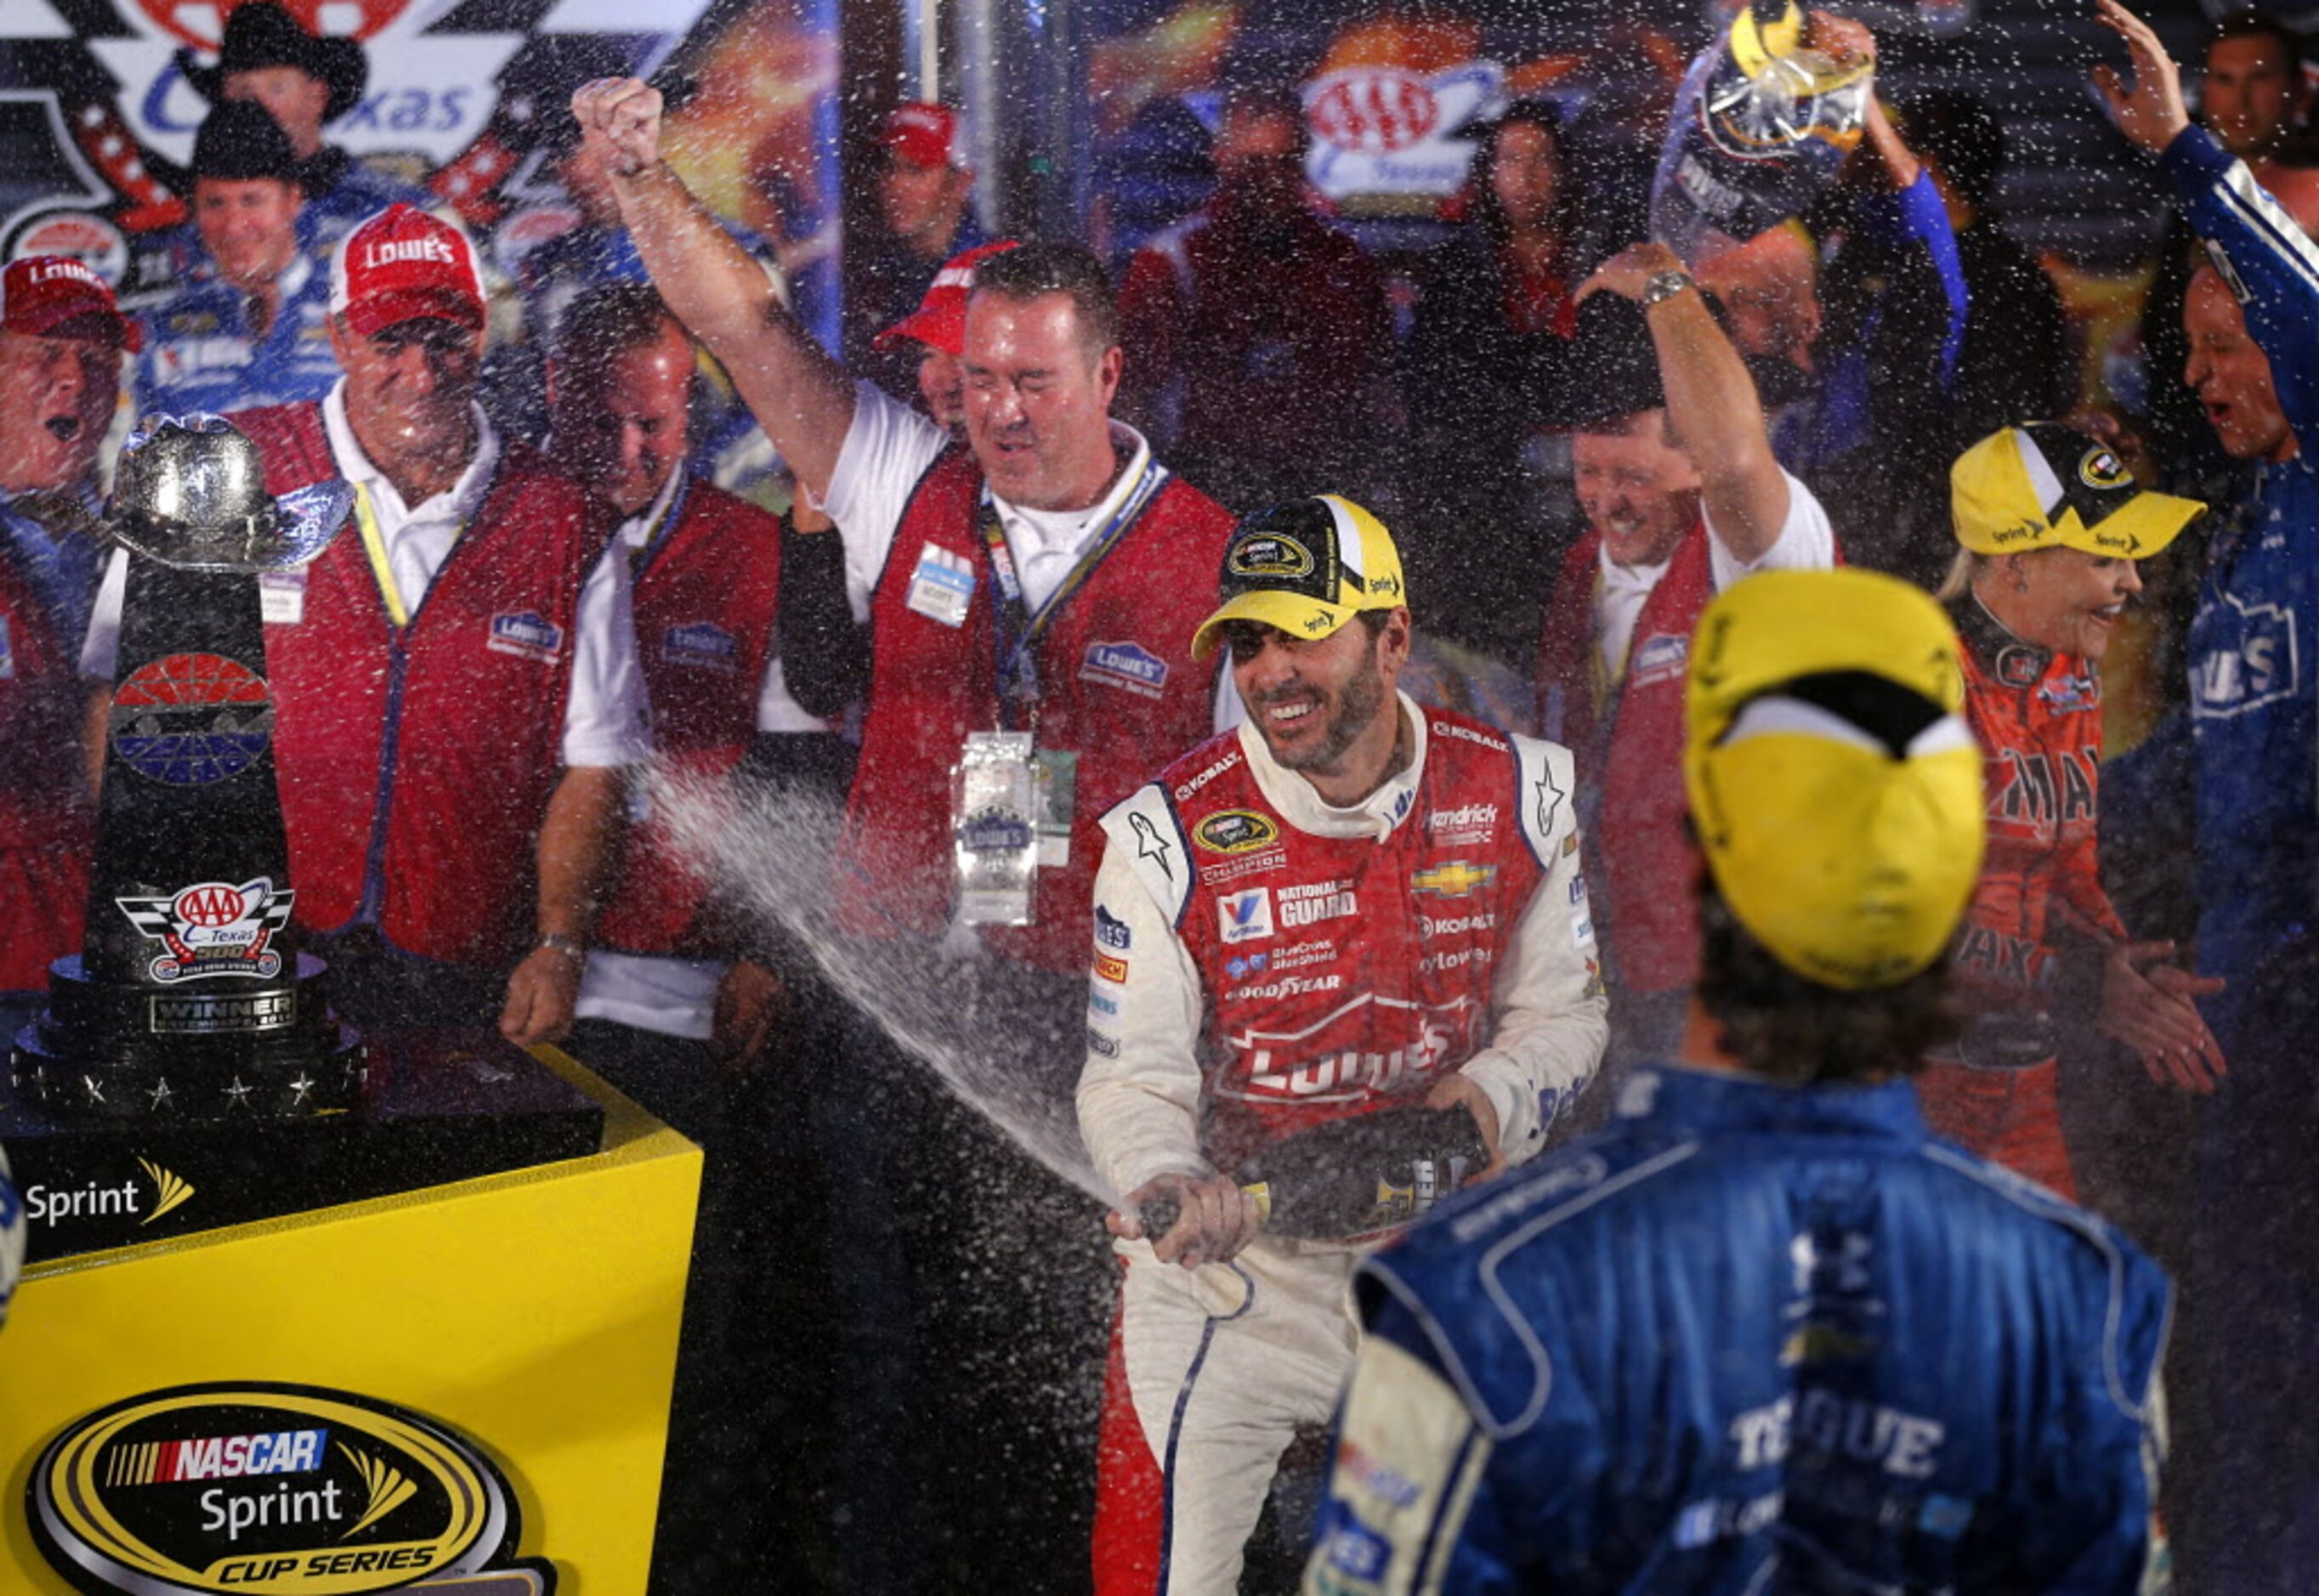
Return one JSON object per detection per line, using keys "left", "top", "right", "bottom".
{"left": 29, "top": 1381, "right": 555, "bottom": 1593}
{"left": 486, "top": 611, "right": 564, "bottom": 665}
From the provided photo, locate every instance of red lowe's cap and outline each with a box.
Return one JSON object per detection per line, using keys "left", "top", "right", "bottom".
{"left": 874, "top": 240, "right": 1020, "bottom": 356}
{"left": 880, "top": 101, "right": 971, "bottom": 170}
{"left": 1, "top": 255, "right": 140, "bottom": 352}
{"left": 329, "top": 205, "right": 487, "bottom": 338}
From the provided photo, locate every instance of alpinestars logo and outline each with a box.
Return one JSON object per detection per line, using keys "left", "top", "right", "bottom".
{"left": 116, "top": 877, "right": 294, "bottom": 982}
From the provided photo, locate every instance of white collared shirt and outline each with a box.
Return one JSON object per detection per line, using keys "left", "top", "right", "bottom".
{"left": 82, "top": 380, "right": 649, "bottom": 768}
{"left": 824, "top": 378, "right": 1237, "bottom": 729}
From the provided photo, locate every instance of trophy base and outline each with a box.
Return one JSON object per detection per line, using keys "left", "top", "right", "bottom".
{"left": 1, "top": 1016, "right": 607, "bottom": 1264}
{"left": 9, "top": 952, "right": 363, "bottom": 1119}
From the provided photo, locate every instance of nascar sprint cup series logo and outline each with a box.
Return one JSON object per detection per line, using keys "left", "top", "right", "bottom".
{"left": 30, "top": 1382, "right": 554, "bottom": 1594}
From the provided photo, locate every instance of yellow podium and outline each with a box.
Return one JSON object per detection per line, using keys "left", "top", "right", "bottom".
{"left": 0, "top": 1050, "right": 698, "bottom": 1595}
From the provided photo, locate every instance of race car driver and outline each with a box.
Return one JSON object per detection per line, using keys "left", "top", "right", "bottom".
{"left": 1080, "top": 495, "right": 1608, "bottom": 1595}
{"left": 1307, "top": 568, "right": 2171, "bottom": 1594}
{"left": 1928, "top": 421, "right": 2223, "bottom": 1197}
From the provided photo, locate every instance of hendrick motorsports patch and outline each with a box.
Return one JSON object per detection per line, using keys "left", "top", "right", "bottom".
{"left": 28, "top": 1382, "right": 556, "bottom": 1595}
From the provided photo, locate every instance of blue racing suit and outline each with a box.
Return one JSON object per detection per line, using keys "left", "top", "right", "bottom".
{"left": 2157, "top": 125, "right": 2319, "bottom": 1045}
{"left": 1305, "top": 1065, "right": 2170, "bottom": 1596}
{"left": 2146, "top": 122, "right": 2319, "bottom": 1590}
{"left": 133, "top": 251, "right": 339, "bottom": 417}
{"left": 0, "top": 1141, "right": 19, "bottom": 1331}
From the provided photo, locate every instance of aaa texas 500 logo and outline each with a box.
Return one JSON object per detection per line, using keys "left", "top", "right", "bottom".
{"left": 28, "top": 1382, "right": 554, "bottom": 1593}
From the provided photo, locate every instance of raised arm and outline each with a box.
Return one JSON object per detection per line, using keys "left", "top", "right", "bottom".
{"left": 571, "top": 78, "right": 858, "bottom": 498}
{"left": 1580, "top": 241, "right": 1790, "bottom": 558}
{"left": 2097, "top": 0, "right": 2319, "bottom": 440}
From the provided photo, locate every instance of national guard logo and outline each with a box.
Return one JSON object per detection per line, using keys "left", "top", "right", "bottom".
{"left": 116, "top": 876, "right": 295, "bottom": 982}
{"left": 1195, "top": 810, "right": 1279, "bottom": 855}
{"left": 28, "top": 1381, "right": 557, "bottom": 1594}
{"left": 1409, "top": 861, "right": 1494, "bottom": 898}
{"left": 1228, "top": 535, "right": 1315, "bottom": 580}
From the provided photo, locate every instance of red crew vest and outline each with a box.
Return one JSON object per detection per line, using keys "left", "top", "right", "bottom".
{"left": 1154, "top": 712, "right": 1547, "bottom": 1176}
{"left": 843, "top": 444, "right": 1235, "bottom": 972}
{"left": 0, "top": 548, "right": 90, "bottom": 987}
{"left": 1537, "top": 521, "right": 1717, "bottom": 996}
{"left": 593, "top": 478, "right": 781, "bottom": 958}
{"left": 231, "top": 403, "right": 602, "bottom": 968}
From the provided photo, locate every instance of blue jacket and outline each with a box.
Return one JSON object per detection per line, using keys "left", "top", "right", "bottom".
{"left": 2157, "top": 126, "right": 2319, "bottom": 1031}
{"left": 1308, "top": 1065, "right": 2170, "bottom": 1595}
{"left": 133, "top": 250, "right": 339, "bottom": 418}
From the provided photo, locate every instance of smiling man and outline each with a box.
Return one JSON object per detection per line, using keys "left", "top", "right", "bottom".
{"left": 572, "top": 75, "right": 1240, "bottom": 1588}
{"left": 85, "top": 203, "right": 644, "bottom": 1046}
{"left": 137, "top": 99, "right": 338, "bottom": 416}
{"left": 1536, "top": 241, "right": 1835, "bottom": 1066}
{"left": 0, "top": 256, "right": 134, "bottom": 994}
{"left": 1079, "top": 495, "right": 1606, "bottom": 1596}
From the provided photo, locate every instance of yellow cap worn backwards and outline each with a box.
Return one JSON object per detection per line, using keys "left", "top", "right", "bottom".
{"left": 1191, "top": 495, "right": 1407, "bottom": 661}
{"left": 1685, "top": 569, "right": 1985, "bottom": 992}
{"left": 1951, "top": 422, "right": 2203, "bottom": 560}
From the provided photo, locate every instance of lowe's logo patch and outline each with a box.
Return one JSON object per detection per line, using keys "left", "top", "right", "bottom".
{"left": 1080, "top": 640, "right": 1170, "bottom": 701}
{"left": 662, "top": 621, "right": 739, "bottom": 672}
{"left": 487, "top": 611, "right": 564, "bottom": 664}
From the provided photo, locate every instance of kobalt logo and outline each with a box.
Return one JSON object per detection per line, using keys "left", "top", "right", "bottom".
{"left": 29, "top": 1383, "right": 552, "bottom": 1593}
{"left": 1421, "top": 913, "right": 1497, "bottom": 937}
{"left": 1173, "top": 750, "right": 1243, "bottom": 802}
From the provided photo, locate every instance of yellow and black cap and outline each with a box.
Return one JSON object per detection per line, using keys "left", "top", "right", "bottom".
{"left": 1951, "top": 422, "right": 2203, "bottom": 560}
{"left": 1685, "top": 569, "right": 1985, "bottom": 993}
{"left": 1191, "top": 495, "right": 1408, "bottom": 660}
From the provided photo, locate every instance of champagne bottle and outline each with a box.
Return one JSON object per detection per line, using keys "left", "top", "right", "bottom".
{"left": 1137, "top": 1104, "right": 1488, "bottom": 1244}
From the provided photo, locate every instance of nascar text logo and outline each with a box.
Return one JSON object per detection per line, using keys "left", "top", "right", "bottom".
{"left": 28, "top": 1381, "right": 553, "bottom": 1594}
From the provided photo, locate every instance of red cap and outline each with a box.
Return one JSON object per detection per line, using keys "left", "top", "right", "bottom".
{"left": 0, "top": 255, "right": 140, "bottom": 352}
{"left": 329, "top": 204, "right": 487, "bottom": 337}
{"left": 880, "top": 102, "right": 970, "bottom": 170}
{"left": 874, "top": 240, "right": 1020, "bottom": 356}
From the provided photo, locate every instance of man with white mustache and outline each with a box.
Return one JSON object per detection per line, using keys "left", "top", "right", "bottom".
{"left": 1536, "top": 240, "right": 1836, "bottom": 1067}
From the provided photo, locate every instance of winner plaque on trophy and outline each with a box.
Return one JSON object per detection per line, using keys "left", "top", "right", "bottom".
{"left": 11, "top": 416, "right": 365, "bottom": 1119}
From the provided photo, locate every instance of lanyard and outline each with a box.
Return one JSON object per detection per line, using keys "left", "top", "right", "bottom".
{"left": 626, "top": 476, "right": 692, "bottom": 579}
{"left": 352, "top": 482, "right": 465, "bottom": 628}
{"left": 977, "top": 456, "right": 1165, "bottom": 732}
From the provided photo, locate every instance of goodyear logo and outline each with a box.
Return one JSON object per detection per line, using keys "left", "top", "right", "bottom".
{"left": 29, "top": 1381, "right": 552, "bottom": 1593}
{"left": 1227, "top": 534, "right": 1314, "bottom": 580}
{"left": 1194, "top": 810, "right": 1279, "bottom": 855}
{"left": 1410, "top": 861, "right": 1495, "bottom": 898}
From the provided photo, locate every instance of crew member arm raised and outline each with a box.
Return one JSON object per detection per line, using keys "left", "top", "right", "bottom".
{"left": 2099, "top": 0, "right": 2319, "bottom": 445}
{"left": 570, "top": 78, "right": 857, "bottom": 501}
{"left": 1579, "top": 241, "right": 1792, "bottom": 559}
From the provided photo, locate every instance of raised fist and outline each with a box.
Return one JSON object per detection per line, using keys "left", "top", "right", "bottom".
{"left": 570, "top": 76, "right": 663, "bottom": 179}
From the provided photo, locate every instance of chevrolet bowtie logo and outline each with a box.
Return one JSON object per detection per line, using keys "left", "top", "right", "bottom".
{"left": 1410, "top": 861, "right": 1496, "bottom": 897}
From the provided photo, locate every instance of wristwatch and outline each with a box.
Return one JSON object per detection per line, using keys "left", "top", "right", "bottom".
{"left": 1641, "top": 267, "right": 1697, "bottom": 307}
{"left": 537, "top": 933, "right": 587, "bottom": 967}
